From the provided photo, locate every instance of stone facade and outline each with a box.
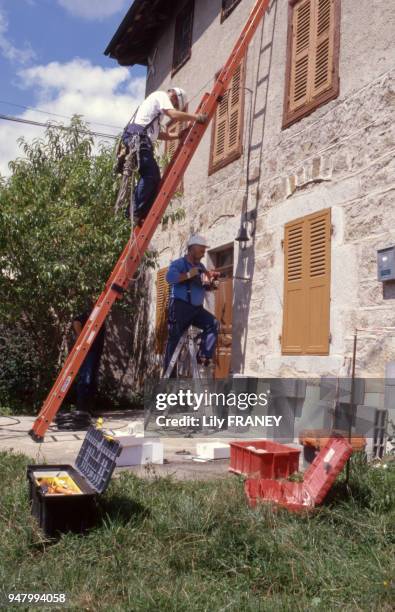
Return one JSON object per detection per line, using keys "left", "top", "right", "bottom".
{"left": 134, "top": 0, "right": 395, "bottom": 379}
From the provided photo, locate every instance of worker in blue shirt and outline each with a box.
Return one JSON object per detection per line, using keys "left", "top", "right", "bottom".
{"left": 164, "top": 235, "right": 220, "bottom": 375}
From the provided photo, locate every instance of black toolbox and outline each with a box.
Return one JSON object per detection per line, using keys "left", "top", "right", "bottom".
{"left": 27, "top": 427, "right": 121, "bottom": 537}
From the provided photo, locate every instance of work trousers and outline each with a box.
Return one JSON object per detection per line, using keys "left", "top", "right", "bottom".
{"left": 164, "top": 299, "right": 219, "bottom": 374}
{"left": 76, "top": 350, "right": 101, "bottom": 412}
{"left": 125, "top": 127, "right": 161, "bottom": 220}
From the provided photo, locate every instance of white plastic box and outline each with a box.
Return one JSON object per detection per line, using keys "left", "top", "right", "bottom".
{"left": 114, "top": 436, "right": 164, "bottom": 467}
{"left": 195, "top": 442, "right": 230, "bottom": 460}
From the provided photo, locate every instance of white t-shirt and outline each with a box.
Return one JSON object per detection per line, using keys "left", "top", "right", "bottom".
{"left": 133, "top": 91, "right": 174, "bottom": 142}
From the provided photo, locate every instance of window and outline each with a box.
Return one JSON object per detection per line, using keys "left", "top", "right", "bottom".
{"left": 283, "top": 0, "right": 340, "bottom": 128}
{"left": 155, "top": 267, "right": 169, "bottom": 354}
{"left": 282, "top": 209, "right": 331, "bottom": 355}
{"left": 221, "top": 0, "right": 243, "bottom": 22}
{"left": 214, "top": 247, "right": 234, "bottom": 272}
{"left": 209, "top": 61, "right": 245, "bottom": 175}
{"left": 172, "top": 0, "right": 194, "bottom": 76}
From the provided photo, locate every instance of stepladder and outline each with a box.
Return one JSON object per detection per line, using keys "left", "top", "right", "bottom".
{"left": 29, "top": 0, "right": 271, "bottom": 441}
{"left": 162, "top": 327, "right": 215, "bottom": 379}
{"left": 144, "top": 327, "right": 215, "bottom": 431}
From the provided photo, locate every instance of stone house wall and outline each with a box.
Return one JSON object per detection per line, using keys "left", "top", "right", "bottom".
{"left": 140, "top": 0, "right": 394, "bottom": 379}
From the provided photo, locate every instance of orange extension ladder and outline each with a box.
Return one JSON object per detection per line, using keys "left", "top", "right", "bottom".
{"left": 29, "top": 0, "right": 270, "bottom": 442}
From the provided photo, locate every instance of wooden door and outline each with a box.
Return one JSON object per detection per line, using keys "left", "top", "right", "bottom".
{"left": 212, "top": 247, "right": 233, "bottom": 378}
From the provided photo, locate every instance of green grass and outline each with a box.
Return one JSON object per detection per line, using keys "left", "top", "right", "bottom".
{"left": 0, "top": 452, "right": 394, "bottom": 611}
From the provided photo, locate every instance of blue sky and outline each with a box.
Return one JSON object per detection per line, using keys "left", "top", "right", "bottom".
{"left": 0, "top": 0, "right": 146, "bottom": 175}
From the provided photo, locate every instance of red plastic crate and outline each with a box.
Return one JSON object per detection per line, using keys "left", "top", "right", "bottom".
{"left": 229, "top": 439, "right": 300, "bottom": 478}
{"left": 245, "top": 436, "right": 353, "bottom": 512}
{"left": 303, "top": 436, "right": 353, "bottom": 504}
{"left": 245, "top": 479, "right": 313, "bottom": 512}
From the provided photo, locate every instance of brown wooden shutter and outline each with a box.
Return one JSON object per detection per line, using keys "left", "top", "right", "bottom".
{"left": 282, "top": 209, "right": 331, "bottom": 355}
{"left": 212, "top": 90, "right": 229, "bottom": 168}
{"left": 283, "top": 0, "right": 340, "bottom": 128}
{"left": 305, "top": 210, "right": 331, "bottom": 353}
{"left": 228, "top": 64, "right": 243, "bottom": 156}
{"left": 155, "top": 267, "right": 169, "bottom": 354}
{"left": 172, "top": 0, "right": 194, "bottom": 75}
{"left": 311, "top": 0, "right": 334, "bottom": 98}
{"left": 209, "top": 61, "right": 245, "bottom": 174}
{"left": 282, "top": 221, "right": 306, "bottom": 354}
{"left": 289, "top": 0, "right": 312, "bottom": 112}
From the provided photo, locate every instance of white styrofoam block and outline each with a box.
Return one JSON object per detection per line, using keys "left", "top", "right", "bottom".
{"left": 195, "top": 442, "right": 230, "bottom": 460}
{"left": 127, "top": 420, "right": 144, "bottom": 435}
{"left": 115, "top": 439, "right": 163, "bottom": 467}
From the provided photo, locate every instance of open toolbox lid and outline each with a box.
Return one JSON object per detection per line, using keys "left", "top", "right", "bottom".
{"left": 75, "top": 426, "right": 121, "bottom": 494}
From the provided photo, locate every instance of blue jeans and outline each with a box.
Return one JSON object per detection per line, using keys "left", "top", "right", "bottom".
{"left": 124, "top": 126, "right": 161, "bottom": 220}
{"left": 76, "top": 350, "right": 101, "bottom": 412}
{"left": 164, "top": 299, "right": 219, "bottom": 374}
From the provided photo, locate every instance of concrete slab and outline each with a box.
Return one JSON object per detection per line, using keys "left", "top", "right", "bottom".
{"left": 0, "top": 412, "right": 234, "bottom": 481}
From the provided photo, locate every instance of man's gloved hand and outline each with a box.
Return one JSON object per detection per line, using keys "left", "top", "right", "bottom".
{"left": 188, "top": 267, "right": 200, "bottom": 278}
{"left": 196, "top": 113, "right": 208, "bottom": 124}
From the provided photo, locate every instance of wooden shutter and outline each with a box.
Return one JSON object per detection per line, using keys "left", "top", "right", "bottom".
{"left": 312, "top": 0, "right": 334, "bottom": 98}
{"left": 282, "top": 209, "right": 331, "bottom": 355}
{"left": 172, "top": 0, "right": 194, "bottom": 75}
{"left": 289, "top": 0, "right": 312, "bottom": 112}
{"left": 282, "top": 222, "right": 305, "bottom": 353}
{"left": 209, "top": 61, "right": 245, "bottom": 174}
{"left": 155, "top": 267, "right": 169, "bottom": 354}
{"left": 283, "top": 0, "right": 340, "bottom": 127}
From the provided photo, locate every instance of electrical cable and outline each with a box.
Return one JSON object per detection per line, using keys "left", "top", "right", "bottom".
{"left": 0, "top": 416, "right": 30, "bottom": 440}
{"left": 0, "top": 99, "right": 125, "bottom": 130}
{"left": 55, "top": 410, "right": 92, "bottom": 431}
{"left": 0, "top": 113, "right": 119, "bottom": 140}
{"left": 0, "top": 416, "right": 21, "bottom": 427}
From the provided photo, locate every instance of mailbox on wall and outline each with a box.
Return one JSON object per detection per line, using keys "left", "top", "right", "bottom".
{"left": 377, "top": 246, "right": 395, "bottom": 281}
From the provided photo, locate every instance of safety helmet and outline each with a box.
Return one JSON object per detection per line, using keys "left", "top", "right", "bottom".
{"left": 169, "top": 87, "right": 187, "bottom": 110}
{"left": 187, "top": 234, "right": 210, "bottom": 248}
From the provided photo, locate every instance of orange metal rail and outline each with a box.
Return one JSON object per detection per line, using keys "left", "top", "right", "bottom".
{"left": 29, "top": 0, "right": 269, "bottom": 442}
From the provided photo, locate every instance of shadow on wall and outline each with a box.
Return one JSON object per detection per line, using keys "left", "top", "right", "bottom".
{"left": 99, "top": 272, "right": 157, "bottom": 407}
{"left": 232, "top": 0, "right": 278, "bottom": 374}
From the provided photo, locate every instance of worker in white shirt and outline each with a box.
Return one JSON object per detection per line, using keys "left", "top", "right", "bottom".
{"left": 122, "top": 88, "right": 207, "bottom": 224}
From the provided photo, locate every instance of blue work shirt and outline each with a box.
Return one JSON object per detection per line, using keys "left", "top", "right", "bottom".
{"left": 166, "top": 256, "right": 207, "bottom": 306}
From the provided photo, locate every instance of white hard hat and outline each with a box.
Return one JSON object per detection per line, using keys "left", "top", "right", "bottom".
{"left": 169, "top": 87, "right": 187, "bottom": 110}
{"left": 187, "top": 234, "right": 209, "bottom": 248}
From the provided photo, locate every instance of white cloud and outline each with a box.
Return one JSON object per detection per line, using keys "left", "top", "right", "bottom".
{"left": 0, "top": 59, "right": 146, "bottom": 177}
{"left": 57, "top": 0, "right": 129, "bottom": 21}
{"left": 0, "top": 7, "right": 35, "bottom": 63}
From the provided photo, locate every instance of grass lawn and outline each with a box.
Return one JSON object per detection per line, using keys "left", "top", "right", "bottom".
{"left": 0, "top": 452, "right": 394, "bottom": 611}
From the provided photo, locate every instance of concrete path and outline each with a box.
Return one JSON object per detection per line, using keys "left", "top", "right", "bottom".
{"left": 0, "top": 412, "right": 233, "bottom": 481}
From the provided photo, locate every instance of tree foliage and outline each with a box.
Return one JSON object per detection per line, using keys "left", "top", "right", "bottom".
{"left": 0, "top": 117, "right": 154, "bottom": 411}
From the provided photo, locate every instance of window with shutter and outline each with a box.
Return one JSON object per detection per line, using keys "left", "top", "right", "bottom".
{"left": 283, "top": 0, "right": 340, "bottom": 128}
{"left": 221, "top": 0, "right": 243, "bottom": 22}
{"left": 209, "top": 61, "right": 245, "bottom": 175}
{"left": 155, "top": 267, "right": 169, "bottom": 354}
{"left": 172, "top": 0, "right": 194, "bottom": 76}
{"left": 282, "top": 209, "right": 331, "bottom": 355}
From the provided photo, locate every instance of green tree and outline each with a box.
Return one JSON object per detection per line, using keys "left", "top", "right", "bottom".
{"left": 0, "top": 117, "right": 155, "bottom": 411}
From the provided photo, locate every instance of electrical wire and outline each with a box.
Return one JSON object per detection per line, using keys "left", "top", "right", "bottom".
{"left": 0, "top": 100, "right": 125, "bottom": 131}
{"left": 0, "top": 416, "right": 21, "bottom": 427}
{"left": 0, "top": 417, "right": 30, "bottom": 440}
{"left": 0, "top": 113, "right": 119, "bottom": 140}
{"left": 55, "top": 410, "right": 92, "bottom": 431}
